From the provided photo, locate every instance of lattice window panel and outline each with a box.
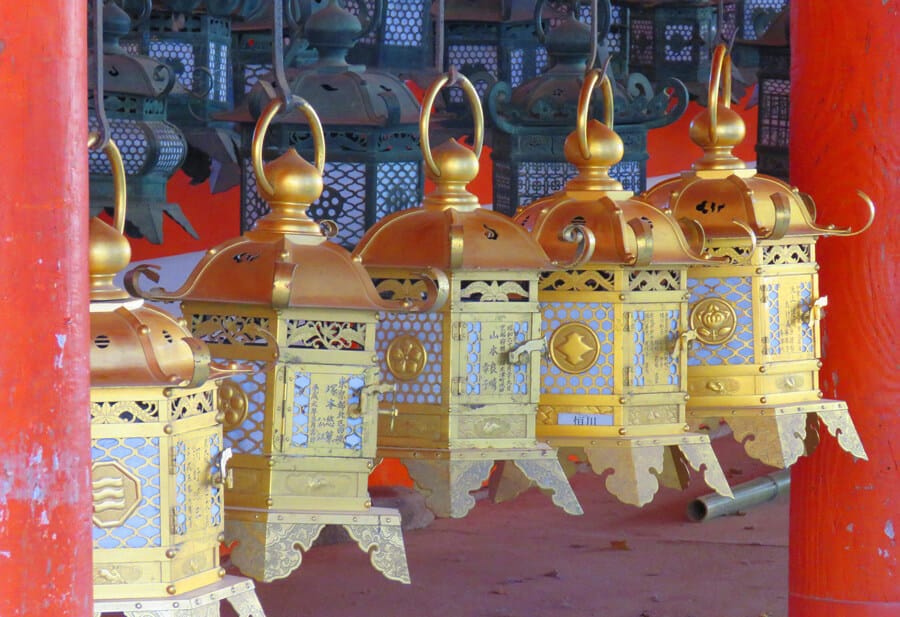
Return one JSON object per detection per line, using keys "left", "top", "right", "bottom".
{"left": 687, "top": 277, "right": 755, "bottom": 366}
{"left": 535, "top": 45, "right": 549, "bottom": 74}
{"left": 150, "top": 40, "right": 195, "bottom": 93}
{"left": 763, "top": 243, "right": 810, "bottom": 265}
{"left": 291, "top": 371, "right": 311, "bottom": 448}
{"left": 208, "top": 435, "right": 223, "bottom": 527}
{"left": 343, "top": 374, "right": 366, "bottom": 450}
{"left": 381, "top": 0, "right": 426, "bottom": 46}
{"left": 285, "top": 320, "right": 368, "bottom": 351}
{"left": 173, "top": 441, "right": 188, "bottom": 535}
{"left": 743, "top": 0, "right": 788, "bottom": 39}
{"left": 760, "top": 78, "right": 791, "bottom": 148}
{"left": 242, "top": 157, "right": 269, "bottom": 231}
{"left": 464, "top": 321, "right": 530, "bottom": 396}
{"left": 92, "top": 437, "right": 162, "bottom": 549}
{"left": 509, "top": 48, "right": 525, "bottom": 88}
{"left": 630, "top": 17, "right": 655, "bottom": 66}
{"left": 155, "top": 122, "right": 186, "bottom": 174}
{"left": 628, "top": 270, "right": 682, "bottom": 292}
{"left": 88, "top": 119, "right": 148, "bottom": 176}
{"left": 629, "top": 309, "right": 681, "bottom": 387}
{"left": 720, "top": 1, "right": 739, "bottom": 42}
{"left": 375, "top": 161, "right": 421, "bottom": 220}
{"left": 210, "top": 41, "right": 231, "bottom": 104}
{"left": 376, "top": 311, "right": 444, "bottom": 405}
{"left": 607, "top": 5, "right": 626, "bottom": 58}
{"left": 799, "top": 282, "right": 814, "bottom": 353}
{"left": 517, "top": 161, "right": 577, "bottom": 208}
{"left": 664, "top": 23, "right": 694, "bottom": 63}
{"left": 447, "top": 44, "right": 498, "bottom": 103}
{"left": 308, "top": 162, "right": 368, "bottom": 248}
{"left": 242, "top": 63, "right": 271, "bottom": 94}
{"left": 611, "top": 159, "right": 643, "bottom": 194}
{"left": 492, "top": 160, "right": 514, "bottom": 216}
{"left": 222, "top": 361, "right": 268, "bottom": 455}
{"left": 765, "top": 282, "right": 782, "bottom": 355}
{"left": 542, "top": 302, "right": 615, "bottom": 395}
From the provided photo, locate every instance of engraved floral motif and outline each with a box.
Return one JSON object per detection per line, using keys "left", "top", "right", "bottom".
{"left": 91, "top": 400, "right": 159, "bottom": 423}
{"left": 690, "top": 298, "right": 738, "bottom": 345}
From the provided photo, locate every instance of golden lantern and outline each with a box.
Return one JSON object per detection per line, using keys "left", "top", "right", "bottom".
{"left": 88, "top": 134, "right": 263, "bottom": 616}
{"left": 126, "top": 96, "right": 429, "bottom": 584}
{"left": 514, "top": 69, "right": 733, "bottom": 507}
{"left": 641, "top": 45, "right": 874, "bottom": 468}
{"left": 352, "top": 72, "right": 583, "bottom": 519}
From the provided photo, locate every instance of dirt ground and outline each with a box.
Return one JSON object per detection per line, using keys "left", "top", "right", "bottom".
{"left": 225, "top": 435, "right": 789, "bottom": 617}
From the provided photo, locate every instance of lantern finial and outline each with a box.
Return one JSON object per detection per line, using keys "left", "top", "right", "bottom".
{"left": 688, "top": 44, "right": 746, "bottom": 171}
{"left": 563, "top": 68, "right": 625, "bottom": 193}
{"left": 87, "top": 133, "right": 132, "bottom": 302}
{"left": 249, "top": 95, "right": 329, "bottom": 238}
{"left": 420, "top": 70, "right": 483, "bottom": 211}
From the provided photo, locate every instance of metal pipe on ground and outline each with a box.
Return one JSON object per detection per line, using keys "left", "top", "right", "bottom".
{"left": 686, "top": 469, "right": 791, "bottom": 522}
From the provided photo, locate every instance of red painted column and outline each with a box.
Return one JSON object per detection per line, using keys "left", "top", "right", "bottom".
{"left": 0, "top": 2, "right": 92, "bottom": 616}
{"left": 789, "top": 2, "right": 899, "bottom": 616}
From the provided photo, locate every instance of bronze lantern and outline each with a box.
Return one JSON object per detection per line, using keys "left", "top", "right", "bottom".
{"left": 88, "top": 135, "right": 263, "bottom": 617}
{"left": 352, "top": 73, "right": 583, "bottom": 519}
{"left": 126, "top": 96, "right": 426, "bottom": 584}
{"left": 641, "top": 45, "right": 874, "bottom": 468}
{"left": 515, "top": 70, "right": 733, "bottom": 506}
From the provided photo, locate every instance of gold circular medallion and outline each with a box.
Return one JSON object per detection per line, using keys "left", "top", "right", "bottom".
{"left": 91, "top": 461, "right": 142, "bottom": 528}
{"left": 549, "top": 322, "right": 600, "bottom": 374}
{"left": 217, "top": 379, "right": 249, "bottom": 430}
{"left": 386, "top": 334, "right": 428, "bottom": 381}
{"left": 690, "top": 298, "right": 738, "bottom": 345}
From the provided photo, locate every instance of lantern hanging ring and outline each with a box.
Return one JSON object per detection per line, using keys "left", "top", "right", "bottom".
{"left": 87, "top": 132, "right": 127, "bottom": 233}
{"left": 251, "top": 95, "right": 326, "bottom": 198}
{"left": 706, "top": 44, "right": 733, "bottom": 145}
{"left": 576, "top": 59, "right": 614, "bottom": 160}
{"left": 419, "top": 69, "right": 484, "bottom": 178}
{"left": 90, "top": 0, "right": 111, "bottom": 151}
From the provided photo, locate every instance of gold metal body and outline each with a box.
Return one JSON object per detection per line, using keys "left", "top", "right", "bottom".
{"left": 515, "top": 70, "right": 733, "bottom": 507}
{"left": 126, "top": 99, "right": 412, "bottom": 584}
{"left": 641, "top": 46, "right": 873, "bottom": 468}
{"left": 93, "top": 575, "right": 265, "bottom": 617}
{"left": 88, "top": 136, "right": 260, "bottom": 609}
{"left": 353, "top": 73, "right": 583, "bottom": 518}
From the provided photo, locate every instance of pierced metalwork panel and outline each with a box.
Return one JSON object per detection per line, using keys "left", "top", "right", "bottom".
{"left": 607, "top": 5, "right": 626, "bottom": 58}
{"left": 242, "top": 157, "right": 268, "bottom": 232}
{"left": 375, "top": 161, "right": 421, "bottom": 221}
{"left": 222, "top": 361, "right": 269, "bottom": 455}
{"left": 762, "top": 243, "right": 811, "bottom": 266}
{"left": 541, "top": 302, "right": 615, "bottom": 396}
{"left": 309, "top": 162, "right": 367, "bottom": 249}
{"left": 540, "top": 269, "right": 616, "bottom": 293}
{"left": 628, "top": 309, "right": 680, "bottom": 389}
{"left": 629, "top": 15, "right": 654, "bottom": 66}
{"left": 171, "top": 390, "right": 215, "bottom": 421}
{"left": 663, "top": 23, "right": 694, "bottom": 63}
{"left": 517, "top": 161, "right": 577, "bottom": 208}
{"left": 759, "top": 78, "right": 791, "bottom": 148}
{"left": 149, "top": 39, "right": 195, "bottom": 92}
{"left": 462, "top": 320, "right": 530, "bottom": 398}
{"left": 242, "top": 63, "right": 271, "bottom": 94}
{"left": 91, "top": 400, "right": 160, "bottom": 423}
{"left": 383, "top": 0, "right": 426, "bottom": 46}
{"left": 535, "top": 45, "right": 549, "bottom": 74}
{"left": 628, "top": 270, "right": 682, "bottom": 292}
{"left": 191, "top": 313, "right": 271, "bottom": 347}
{"left": 377, "top": 311, "right": 444, "bottom": 405}
{"left": 687, "top": 277, "right": 755, "bottom": 366}
{"left": 92, "top": 437, "right": 162, "bottom": 550}
{"left": 459, "top": 279, "right": 531, "bottom": 302}
{"left": 285, "top": 319, "right": 368, "bottom": 351}
{"left": 509, "top": 48, "right": 525, "bottom": 87}
{"left": 285, "top": 369, "right": 369, "bottom": 453}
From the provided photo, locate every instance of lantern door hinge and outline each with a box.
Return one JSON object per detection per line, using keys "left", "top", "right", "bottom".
{"left": 624, "top": 366, "right": 633, "bottom": 386}
{"left": 451, "top": 321, "right": 466, "bottom": 341}
{"left": 623, "top": 313, "right": 633, "bottom": 332}
{"left": 168, "top": 446, "right": 178, "bottom": 475}
{"left": 453, "top": 376, "right": 467, "bottom": 396}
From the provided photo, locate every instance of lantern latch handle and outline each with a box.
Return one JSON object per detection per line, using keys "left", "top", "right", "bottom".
{"left": 807, "top": 296, "right": 828, "bottom": 327}
{"left": 212, "top": 447, "right": 234, "bottom": 490}
{"left": 509, "top": 338, "right": 547, "bottom": 365}
{"left": 671, "top": 329, "right": 698, "bottom": 358}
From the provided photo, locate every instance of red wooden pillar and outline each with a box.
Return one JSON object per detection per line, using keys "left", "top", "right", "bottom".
{"left": 0, "top": 1, "right": 92, "bottom": 616}
{"left": 789, "top": 2, "right": 899, "bottom": 616}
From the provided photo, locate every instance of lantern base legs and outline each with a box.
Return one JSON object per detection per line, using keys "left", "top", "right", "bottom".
{"left": 224, "top": 506, "right": 410, "bottom": 584}
{"left": 93, "top": 575, "right": 264, "bottom": 617}
{"left": 546, "top": 435, "right": 732, "bottom": 507}
{"left": 393, "top": 445, "right": 583, "bottom": 518}
{"left": 688, "top": 399, "right": 867, "bottom": 468}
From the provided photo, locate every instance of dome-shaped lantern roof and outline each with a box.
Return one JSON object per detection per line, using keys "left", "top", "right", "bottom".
{"left": 353, "top": 72, "right": 557, "bottom": 272}
{"left": 642, "top": 45, "right": 875, "bottom": 242}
